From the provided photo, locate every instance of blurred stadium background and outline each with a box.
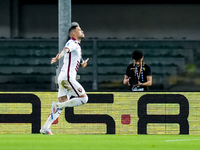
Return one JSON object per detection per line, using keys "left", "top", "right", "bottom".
{"left": 1, "top": 0, "right": 200, "bottom": 92}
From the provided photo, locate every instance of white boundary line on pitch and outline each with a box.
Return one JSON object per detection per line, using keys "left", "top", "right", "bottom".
{"left": 166, "top": 139, "right": 200, "bottom": 142}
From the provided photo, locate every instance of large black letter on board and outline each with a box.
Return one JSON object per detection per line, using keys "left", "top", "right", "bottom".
{"left": 138, "top": 94, "right": 189, "bottom": 134}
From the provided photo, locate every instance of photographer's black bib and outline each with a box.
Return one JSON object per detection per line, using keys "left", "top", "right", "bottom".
{"left": 125, "top": 63, "right": 152, "bottom": 91}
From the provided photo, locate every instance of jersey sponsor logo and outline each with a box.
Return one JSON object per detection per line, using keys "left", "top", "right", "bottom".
{"left": 66, "top": 42, "right": 70, "bottom": 46}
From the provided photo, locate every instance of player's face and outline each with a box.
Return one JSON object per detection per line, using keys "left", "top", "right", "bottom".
{"left": 134, "top": 58, "right": 143, "bottom": 67}
{"left": 75, "top": 27, "right": 85, "bottom": 39}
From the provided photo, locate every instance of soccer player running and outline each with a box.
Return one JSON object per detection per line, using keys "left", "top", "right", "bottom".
{"left": 40, "top": 22, "right": 89, "bottom": 135}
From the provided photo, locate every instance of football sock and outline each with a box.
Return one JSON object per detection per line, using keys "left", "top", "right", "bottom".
{"left": 42, "top": 109, "right": 62, "bottom": 129}
{"left": 58, "top": 95, "right": 88, "bottom": 109}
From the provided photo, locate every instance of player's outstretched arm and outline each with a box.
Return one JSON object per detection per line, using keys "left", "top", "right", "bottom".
{"left": 51, "top": 57, "right": 58, "bottom": 64}
{"left": 50, "top": 47, "right": 70, "bottom": 64}
{"left": 81, "top": 58, "right": 89, "bottom": 68}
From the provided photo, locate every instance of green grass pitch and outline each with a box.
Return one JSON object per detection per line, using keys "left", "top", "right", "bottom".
{"left": 1, "top": 134, "right": 200, "bottom": 150}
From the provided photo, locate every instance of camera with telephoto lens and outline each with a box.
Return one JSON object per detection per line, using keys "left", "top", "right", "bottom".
{"left": 129, "top": 76, "right": 138, "bottom": 87}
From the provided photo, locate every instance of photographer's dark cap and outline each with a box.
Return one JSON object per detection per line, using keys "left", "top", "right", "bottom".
{"left": 132, "top": 50, "right": 143, "bottom": 60}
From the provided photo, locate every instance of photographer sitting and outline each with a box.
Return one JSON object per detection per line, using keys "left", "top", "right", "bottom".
{"left": 123, "top": 50, "right": 152, "bottom": 91}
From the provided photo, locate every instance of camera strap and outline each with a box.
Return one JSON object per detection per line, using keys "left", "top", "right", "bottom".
{"left": 135, "top": 66, "right": 144, "bottom": 82}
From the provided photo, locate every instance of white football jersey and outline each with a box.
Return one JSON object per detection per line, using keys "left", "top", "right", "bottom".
{"left": 61, "top": 38, "right": 82, "bottom": 79}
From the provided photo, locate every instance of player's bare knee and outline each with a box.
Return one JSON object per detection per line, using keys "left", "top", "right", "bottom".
{"left": 58, "top": 96, "right": 68, "bottom": 102}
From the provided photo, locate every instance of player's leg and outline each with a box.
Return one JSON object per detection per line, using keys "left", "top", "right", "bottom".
{"left": 40, "top": 107, "right": 62, "bottom": 135}
{"left": 57, "top": 79, "right": 88, "bottom": 108}
{"left": 40, "top": 102, "right": 63, "bottom": 135}
{"left": 40, "top": 80, "right": 68, "bottom": 134}
{"left": 52, "top": 79, "right": 88, "bottom": 110}
{"left": 57, "top": 93, "right": 88, "bottom": 109}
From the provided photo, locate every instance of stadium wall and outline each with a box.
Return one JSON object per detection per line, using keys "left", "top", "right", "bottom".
{"left": 1, "top": 1, "right": 200, "bottom": 40}
{"left": 0, "top": 92, "right": 199, "bottom": 135}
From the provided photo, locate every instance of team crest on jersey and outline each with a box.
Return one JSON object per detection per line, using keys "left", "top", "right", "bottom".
{"left": 77, "top": 87, "right": 82, "bottom": 93}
